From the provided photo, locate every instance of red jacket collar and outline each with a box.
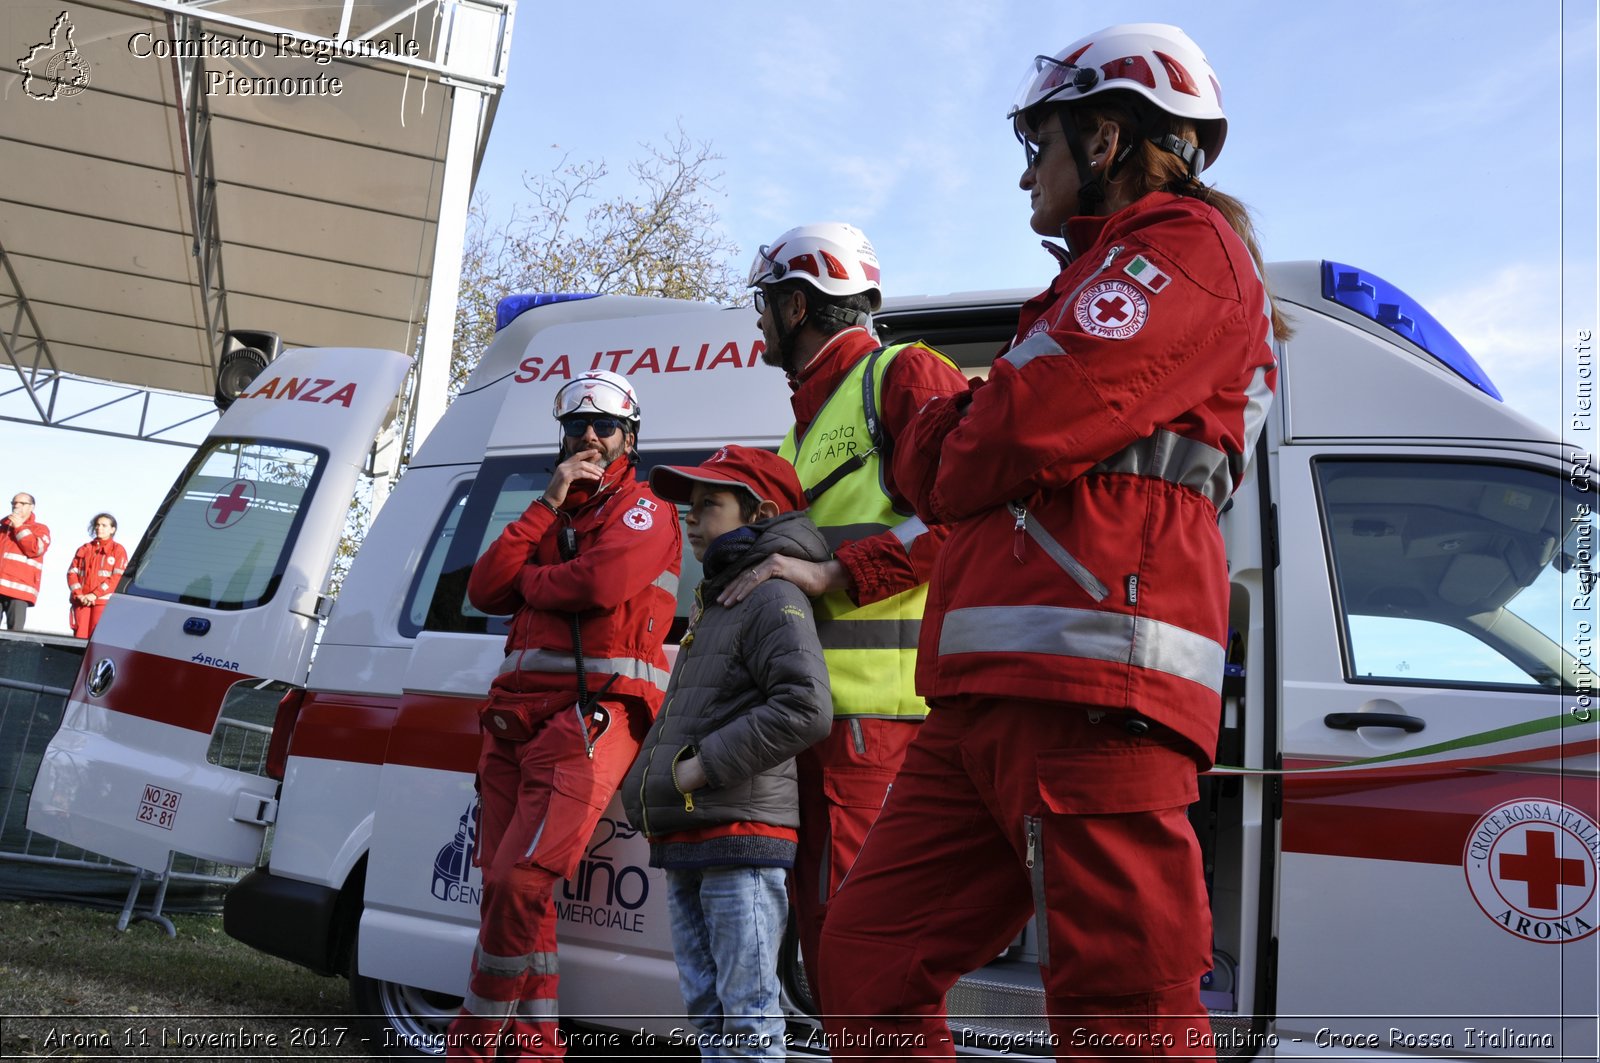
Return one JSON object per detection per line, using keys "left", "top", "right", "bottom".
{"left": 560, "top": 458, "right": 636, "bottom": 513}
{"left": 789, "top": 326, "right": 879, "bottom": 428}
{"left": 1064, "top": 191, "right": 1189, "bottom": 258}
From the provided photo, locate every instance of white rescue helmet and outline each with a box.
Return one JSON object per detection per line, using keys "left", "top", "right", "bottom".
{"left": 747, "top": 222, "right": 883, "bottom": 312}
{"left": 1008, "top": 23, "right": 1227, "bottom": 172}
{"left": 552, "top": 370, "right": 641, "bottom": 425}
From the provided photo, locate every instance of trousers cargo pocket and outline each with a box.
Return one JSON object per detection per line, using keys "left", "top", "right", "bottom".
{"left": 820, "top": 765, "right": 896, "bottom": 901}
{"left": 1035, "top": 741, "right": 1198, "bottom": 816}
{"left": 522, "top": 762, "right": 608, "bottom": 880}
{"left": 1027, "top": 740, "right": 1209, "bottom": 996}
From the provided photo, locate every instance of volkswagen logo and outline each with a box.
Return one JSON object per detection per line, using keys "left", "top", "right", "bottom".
{"left": 87, "top": 658, "right": 115, "bottom": 698}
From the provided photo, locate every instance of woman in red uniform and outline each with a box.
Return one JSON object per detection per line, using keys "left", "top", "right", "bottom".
{"left": 67, "top": 512, "right": 128, "bottom": 639}
{"left": 817, "top": 23, "right": 1290, "bottom": 1060}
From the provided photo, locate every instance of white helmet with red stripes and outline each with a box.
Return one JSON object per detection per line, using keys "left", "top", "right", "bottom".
{"left": 747, "top": 222, "right": 883, "bottom": 311}
{"left": 552, "top": 370, "right": 641, "bottom": 424}
{"left": 1008, "top": 23, "right": 1227, "bottom": 172}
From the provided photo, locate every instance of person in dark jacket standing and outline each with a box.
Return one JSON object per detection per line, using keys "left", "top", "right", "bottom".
{"left": 623, "top": 445, "right": 832, "bottom": 1062}
{"left": 818, "top": 23, "right": 1287, "bottom": 1060}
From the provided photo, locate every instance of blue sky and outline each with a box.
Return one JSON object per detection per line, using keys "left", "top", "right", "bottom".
{"left": 468, "top": 0, "right": 1593, "bottom": 426}
{"left": 3, "top": 0, "right": 1595, "bottom": 635}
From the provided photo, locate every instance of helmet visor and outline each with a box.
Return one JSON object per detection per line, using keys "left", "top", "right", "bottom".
{"left": 553, "top": 375, "right": 639, "bottom": 420}
{"left": 747, "top": 243, "right": 789, "bottom": 289}
{"left": 1007, "top": 54, "right": 1099, "bottom": 119}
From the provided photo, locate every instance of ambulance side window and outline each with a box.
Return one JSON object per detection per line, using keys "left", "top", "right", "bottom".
{"left": 636, "top": 450, "right": 710, "bottom": 644}
{"left": 1315, "top": 459, "right": 1592, "bottom": 692}
{"left": 124, "top": 438, "right": 324, "bottom": 610}
{"left": 399, "top": 481, "right": 473, "bottom": 638}
{"left": 419, "top": 458, "right": 548, "bottom": 636}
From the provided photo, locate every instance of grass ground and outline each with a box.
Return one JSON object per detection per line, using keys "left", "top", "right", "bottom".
{"left": 0, "top": 900, "right": 361, "bottom": 1060}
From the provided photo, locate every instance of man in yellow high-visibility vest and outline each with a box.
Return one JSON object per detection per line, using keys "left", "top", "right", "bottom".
{"left": 718, "top": 222, "right": 967, "bottom": 994}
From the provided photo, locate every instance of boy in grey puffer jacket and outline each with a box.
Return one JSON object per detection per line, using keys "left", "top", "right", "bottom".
{"left": 622, "top": 445, "right": 831, "bottom": 1060}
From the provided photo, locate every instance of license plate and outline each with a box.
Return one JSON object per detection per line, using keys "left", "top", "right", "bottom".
{"left": 137, "top": 783, "right": 181, "bottom": 831}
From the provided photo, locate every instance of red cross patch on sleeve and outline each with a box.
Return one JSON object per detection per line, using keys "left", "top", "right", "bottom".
{"left": 1073, "top": 279, "right": 1149, "bottom": 340}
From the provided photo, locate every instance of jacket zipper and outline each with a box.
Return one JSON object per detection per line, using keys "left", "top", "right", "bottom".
{"left": 676, "top": 749, "right": 695, "bottom": 813}
{"left": 1024, "top": 815, "right": 1049, "bottom": 968}
{"left": 1007, "top": 502, "right": 1110, "bottom": 602}
{"left": 1049, "top": 244, "right": 1124, "bottom": 330}
{"left": 636, "top": 695, "right": 675, "bottom": 835}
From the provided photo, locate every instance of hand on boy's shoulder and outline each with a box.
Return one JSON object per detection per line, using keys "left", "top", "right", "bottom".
{"left": 716, "top": 555, "right": 846, "bottom": 607}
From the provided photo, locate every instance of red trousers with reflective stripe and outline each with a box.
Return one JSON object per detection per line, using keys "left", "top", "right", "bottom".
{"left": 447, "top": 699, "right": 643, "bottom": 1061}
{"left": 817, "top": 700, "right": 1213, "bottom": 1062}
{"left": 790, "top": 715, "right": 918, "bottom": 995}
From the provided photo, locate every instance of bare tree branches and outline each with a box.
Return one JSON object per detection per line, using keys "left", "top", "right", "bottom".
{"left": 329, "top": 129, "right": 740, "bottom": 598}
{"left": 450, "top": 127, "right": 742, "bottom": 395}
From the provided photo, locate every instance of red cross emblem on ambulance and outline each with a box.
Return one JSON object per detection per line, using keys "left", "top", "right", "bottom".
{"left": 205, "top": 479, "right": 255, "bottom": 529}
{"left": 1073, "top": 279, "right": 1149, "bottom": 340}
{"left": 1464, "top": 798, "right": 1599, "bottom": 943}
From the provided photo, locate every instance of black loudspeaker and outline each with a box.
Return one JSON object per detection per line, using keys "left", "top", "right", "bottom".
{"left": 215, "top": 329, "right": 283, "bottom": 411}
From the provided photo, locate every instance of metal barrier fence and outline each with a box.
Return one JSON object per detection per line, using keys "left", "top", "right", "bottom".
{"left": 0, "top": 631, "right": 259, "bottom": 932}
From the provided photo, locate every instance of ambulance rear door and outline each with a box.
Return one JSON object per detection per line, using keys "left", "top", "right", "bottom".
{"left": 28, "top": 347, "right": 411, "bottom": 872}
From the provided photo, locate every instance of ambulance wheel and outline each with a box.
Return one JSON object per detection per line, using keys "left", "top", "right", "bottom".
{"left": 348, "top": 932, "right": 460, "bottom": 1058}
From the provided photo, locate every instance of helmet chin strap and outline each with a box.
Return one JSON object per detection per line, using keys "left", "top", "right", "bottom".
{"left": 1055, "top": 105, "right": 1202, "bottom": 226}
{"left": 1155, "top": 133, "right": 1205, "bottom": 180}
{"left": 771, "top": 297, "right": 805, "bottom": 379}
{"left": 813, "top": 304, "right": 870, "bottom": 330}
{"left": 769, "top": 290, "right": 870, "bottom": 381}
{"left": 1064, "top": 127, "right": 1108, "bottom": 218}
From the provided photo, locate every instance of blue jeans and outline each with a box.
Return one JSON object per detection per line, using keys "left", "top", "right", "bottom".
{"left": 665, "top": 865, "right": 788, "bottom": 1061}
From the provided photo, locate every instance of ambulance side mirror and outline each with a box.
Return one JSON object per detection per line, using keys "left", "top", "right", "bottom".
{"left": 215, "top": 329, "right": 283, "bottom": 411}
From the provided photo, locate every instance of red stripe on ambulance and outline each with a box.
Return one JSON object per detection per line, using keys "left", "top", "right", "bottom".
{"left": 286, "top": 691, "right": 478, "bottom": 772}
{"left": 75, "top": 645, "right": 252, "bottom": 734}
{"left": 1283, "top": 766, "right": 1600, "bottom": 866}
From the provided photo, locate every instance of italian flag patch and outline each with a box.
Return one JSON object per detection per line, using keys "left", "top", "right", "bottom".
{"left": 1124, "top": 254, "right": 1172, "bottom": 293}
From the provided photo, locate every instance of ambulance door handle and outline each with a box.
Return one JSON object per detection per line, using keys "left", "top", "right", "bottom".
{"left": 231, "top": 792, "right": 279, "bottom": 825}
{"left": 1324, "top": 712, "right": 1425, "bottom": 734}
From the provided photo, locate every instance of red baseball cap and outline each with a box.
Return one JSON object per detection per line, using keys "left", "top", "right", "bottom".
{"left": 650, "top": 445, "right": 807, "bottom": 514}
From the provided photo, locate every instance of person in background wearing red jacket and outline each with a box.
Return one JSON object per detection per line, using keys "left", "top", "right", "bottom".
{"left": 0, "top": 493, "right": 51, "bottom": 631}
{"left": 817, "top": 24, "right": 1289, "bottom": 1059}
{"left": 446, "top": 370, "right": 681, "bottom": 1061}
{"left": 67, "top": 513, "right": 129, "bottom": 639}
{"left": 720, "top": 222, "right": 967, "bottom": 993}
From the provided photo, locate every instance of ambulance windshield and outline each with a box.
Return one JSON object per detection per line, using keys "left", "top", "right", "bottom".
{"left": 125, "top": 439, "right": 324, "bottom": 610}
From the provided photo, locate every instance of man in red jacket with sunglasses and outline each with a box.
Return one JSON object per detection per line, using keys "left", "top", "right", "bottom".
{"left": 447, "top": 371, "right": 681, "bottom": 1061}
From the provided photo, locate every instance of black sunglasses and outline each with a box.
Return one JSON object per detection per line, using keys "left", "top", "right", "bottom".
{"left": 560, "top": 415, "right": 625, "bottom": 439}
{"left": 752, "top": 286, "right": 794, "bottom": 314}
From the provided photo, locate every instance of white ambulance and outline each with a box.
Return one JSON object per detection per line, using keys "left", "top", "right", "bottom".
{"left": 28, "top": 261, "right": 1598, "bottom": 1059}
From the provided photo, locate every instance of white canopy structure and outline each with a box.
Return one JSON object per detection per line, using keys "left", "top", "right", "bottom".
{"left": 1, "top": 0, "right": 514, "bottom": 454}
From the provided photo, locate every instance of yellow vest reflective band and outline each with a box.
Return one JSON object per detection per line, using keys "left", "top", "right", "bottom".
{"left": 779, "top": 343, "right": 936, "bottom": 720}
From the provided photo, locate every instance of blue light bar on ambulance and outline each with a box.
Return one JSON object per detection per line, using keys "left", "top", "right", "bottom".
{"left": 1320, "top": 261, "right": 1502, "bottom": 400}
{"left": 495, "top": 292, "right": 600, "bottom": 332}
